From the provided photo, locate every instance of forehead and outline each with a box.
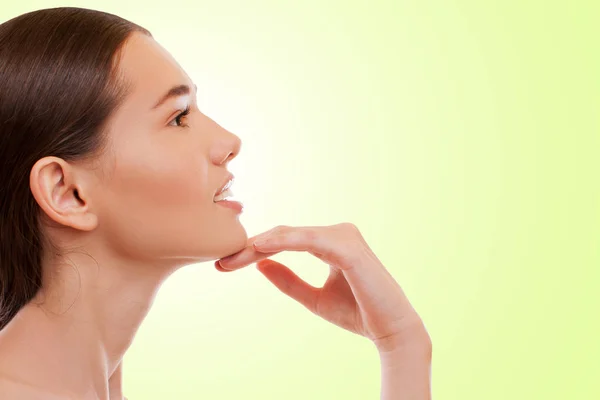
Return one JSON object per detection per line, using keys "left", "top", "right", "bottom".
{"left": 118, "top": 32, "right": 190, "bottom": 104}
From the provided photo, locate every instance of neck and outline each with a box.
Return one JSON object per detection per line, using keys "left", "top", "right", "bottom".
{"left": 1, "top": 247, "right": 183, "bottom": 399}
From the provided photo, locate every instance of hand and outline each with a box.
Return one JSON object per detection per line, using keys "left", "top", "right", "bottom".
{"left": 216, "top": 223, "right": 430, "bottom": 353}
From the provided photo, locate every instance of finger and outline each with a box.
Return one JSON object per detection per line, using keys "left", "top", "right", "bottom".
{"left": 221, "top": 224, "right": 415, "bottom": 333}
{"left": 256, "top": 259, "right": 320, "bottom": 313}
{"left": 252, "top": 226, "right": 348, "bottom": 266}
{"left": 216, "top": 227, "right": 286, "bottom": 271}
{"left": 214, "top": 260, "right": 234, "bottom": 272}
{"left": 219, "top": 226, "right": 324, "bottom": 271}
{"left": 253, "top": 225, "right": 418, "bottom": 329}
{"left": 218, "top": 247, "right": 280, "bottom": 271}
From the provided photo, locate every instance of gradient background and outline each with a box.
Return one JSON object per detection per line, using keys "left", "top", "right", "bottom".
{"left": 2, "top": 1, "right": 598, "bottom": 399}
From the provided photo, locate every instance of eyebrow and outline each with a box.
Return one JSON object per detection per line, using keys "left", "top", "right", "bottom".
{"left": 152, "top": 83, "right": 198, "bottom": 110}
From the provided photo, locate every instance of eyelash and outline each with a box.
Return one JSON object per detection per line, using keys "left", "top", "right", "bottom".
{"left": 169, "top": 105, "right": 191, "bottom": 128}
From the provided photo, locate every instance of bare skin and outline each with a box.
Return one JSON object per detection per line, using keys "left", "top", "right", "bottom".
{"left": 0, "top": 32, "right": 431, "bottom": 400}
{"left": 217, "top": 223, "right": 432, "bottom": 399}
{"left": 0, "top": 31, "right": 246, "bottom": 399}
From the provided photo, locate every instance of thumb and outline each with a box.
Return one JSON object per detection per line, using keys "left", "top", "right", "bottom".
{"left": 256, "top": 259, "right": 320, "bottom": 313}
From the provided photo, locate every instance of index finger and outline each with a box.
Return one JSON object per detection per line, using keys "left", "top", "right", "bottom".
{"left": 226, "top": 224, "right": 420, "bottom": 336}
{"left": 215, "top": 227, "right": 288, "bottom": 271}
{"left": 217, "top": 225, "right": 351, "bottom": 271}
{"left": 216, "top": 225, "right": 319, "bottom": 271}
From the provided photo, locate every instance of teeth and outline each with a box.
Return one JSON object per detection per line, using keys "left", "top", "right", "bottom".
{"left": 221, "top": 179, "right": 233, "bottom": 193}
{"left": 214, "top": 188, "right": 233, "bottom": 202}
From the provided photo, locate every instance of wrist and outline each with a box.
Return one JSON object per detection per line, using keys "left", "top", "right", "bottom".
{"left": 374, "top": 321, "right": 432, "bottom": 356}
{"left": 378, "top": 337, "right": 432, "bottom": 365}
{"left": 377, "top": 333, "right": 432, "bottom": 400}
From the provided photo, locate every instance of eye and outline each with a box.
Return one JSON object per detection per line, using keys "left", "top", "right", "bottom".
{"left": 168, "top": 105, "right": 191, "bottom": 128}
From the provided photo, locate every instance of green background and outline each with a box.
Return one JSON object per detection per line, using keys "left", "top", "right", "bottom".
{"left": 2, "top": 1, "right": 598, "bottom": 399}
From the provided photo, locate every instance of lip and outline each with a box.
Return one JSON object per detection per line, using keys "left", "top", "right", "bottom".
{"left": 216, "top": 199, "right": 244, "bottom": 213}
{"left": 214, "top": 173, "right": 235, "bottom": 198}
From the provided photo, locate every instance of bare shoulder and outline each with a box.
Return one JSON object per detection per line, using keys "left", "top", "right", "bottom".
{"left": 0, "top": 377, "right": 27, "bottom": 398}
{"left": 0, "top": 375, "right": 67, "bottom": 400}
{"left": 0, "top": 357, "right": 66, "bottom": 400}
{"left": 0, "top": 338, "right": 53, "bottom": 399}
{"left": 0, "top": 318, "right": 71, "bottom": 399}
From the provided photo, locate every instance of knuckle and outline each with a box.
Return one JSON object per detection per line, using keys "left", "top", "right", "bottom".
{"left": 338, "top": 222, "right": 361, "bottom": 237}
{"left": 338, "top": 222, "right": 358, "bottom": 231}
{"left": 318, "top": 224, "right": 362, "bottom": 264}
{"left": 274, "top": 224, "right": 290, "bottom": 233}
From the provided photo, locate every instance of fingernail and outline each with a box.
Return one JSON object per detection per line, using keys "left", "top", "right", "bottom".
{"left": 217, "top": 260, "right": 235, "bottom": 272}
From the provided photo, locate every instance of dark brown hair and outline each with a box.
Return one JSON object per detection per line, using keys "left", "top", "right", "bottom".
{"left": 0, "top": 7, "right": 151, "bottom": 330}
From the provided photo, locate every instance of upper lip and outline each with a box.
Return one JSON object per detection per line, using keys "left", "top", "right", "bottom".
{"left": 214, "top": 173, "right": 234, "bottom": 198}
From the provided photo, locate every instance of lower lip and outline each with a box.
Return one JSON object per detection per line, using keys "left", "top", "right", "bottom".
{"left": 215, "top": 200, "right": 244, "bottom": 213}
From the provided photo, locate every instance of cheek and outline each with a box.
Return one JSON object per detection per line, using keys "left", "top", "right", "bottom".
{"left": 101, "top": 148, "right": 213, "bottom": 223}
{"left": 97, "top": 152, "right": 217, "bottom": 259}
{"left": 147, "top": 166, "right": 207, "bottom": 206}
{"left": 113, "top": 143, "right": 210, "bottom": 205}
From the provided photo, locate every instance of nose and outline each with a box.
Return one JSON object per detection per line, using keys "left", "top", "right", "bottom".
{"left": 212, "top": 128, "right": 242, "bottom": 165}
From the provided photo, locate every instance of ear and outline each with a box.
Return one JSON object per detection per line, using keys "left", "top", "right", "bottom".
{"left": 29, "top": 156, "right": 98, "bottom": 231}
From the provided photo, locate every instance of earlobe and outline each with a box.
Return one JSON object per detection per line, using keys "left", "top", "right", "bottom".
{"left": 29, "top": 156, "right": 98, "bottom": 232}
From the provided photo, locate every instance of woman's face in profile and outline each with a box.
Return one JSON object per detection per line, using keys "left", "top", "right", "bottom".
{"left": 87, "top": 32, "right": 247, "bottom": 265}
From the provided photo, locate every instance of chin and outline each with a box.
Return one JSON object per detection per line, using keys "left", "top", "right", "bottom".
{"left": 217, "top": 221, "right": 249, "bottom": 258}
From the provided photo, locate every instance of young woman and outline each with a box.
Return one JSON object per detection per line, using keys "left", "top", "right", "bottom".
{"left": 0, "top": 7, "right": 431, "bottom": 399}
